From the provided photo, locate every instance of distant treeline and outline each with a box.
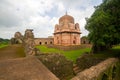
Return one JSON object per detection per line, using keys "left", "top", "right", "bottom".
{"left": 0, "top": 38, "right": 10, "bottom": 44}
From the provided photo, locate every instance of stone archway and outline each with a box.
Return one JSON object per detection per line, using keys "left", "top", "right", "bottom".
{"left": 83, "top": 41, "right": 86, "bottom": 44}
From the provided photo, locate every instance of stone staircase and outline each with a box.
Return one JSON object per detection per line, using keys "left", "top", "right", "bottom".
{"left": 73, "top": 64, "right": 81, "bottom": 75}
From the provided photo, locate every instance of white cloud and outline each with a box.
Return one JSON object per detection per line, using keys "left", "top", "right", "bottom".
{"left": 0, "top": 0, "right": 102, "bottom": 39}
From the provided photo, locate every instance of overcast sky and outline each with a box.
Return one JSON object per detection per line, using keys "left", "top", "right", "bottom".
{"left": 0, "top": 0, "right": 102, "bottom": 39}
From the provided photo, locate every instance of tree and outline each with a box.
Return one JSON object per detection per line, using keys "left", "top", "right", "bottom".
{"left": 85, "top": 0, "right": 120, "bottom": 53}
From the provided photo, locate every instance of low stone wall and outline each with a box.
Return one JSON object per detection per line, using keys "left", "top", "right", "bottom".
{"left": 47, "top": 44, "right": 92, "bottom": 51}
{"left": 0, "top": 56, "right": 59, "bottom": 80}
{"left": 76, "top": 54, "right": 105, "bottom": 72}
{"left": 36, "top": 53, "right": 74, "bottom": 80}
{"left": 71, "top": 58, "right": 120, "bottom": 80}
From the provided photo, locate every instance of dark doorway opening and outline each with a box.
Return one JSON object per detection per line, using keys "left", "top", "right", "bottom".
{"left": 83, "top": 41, "right": 86, "bottom": 44}
{"left": 39, "top": 42, "right": 42, "bottom": 45}
{"left": 50, "top": 42, "right": 52, "bottom": 44}
{"left": 73, "top": 40, "right": 76, "bottom": 44}
{"left": 45, "top": 42, "right": 47, "bottom": 44}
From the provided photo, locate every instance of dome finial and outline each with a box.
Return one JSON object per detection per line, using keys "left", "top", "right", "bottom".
{"left": 66, "top": 11, "right": 67, "bottom": 15}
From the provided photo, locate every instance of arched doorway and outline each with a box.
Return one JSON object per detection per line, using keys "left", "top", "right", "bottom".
{"left": 73, "top": 40, "right": 76, "bottom": 44}
{"left": 83, "top": 41, "right": 86, "bottom": 44}
{"left": 50, "top": 41, "right": 52, "bottom": 44}
{"left": 39, "top": 42, "right": 42, "bottom": 45}
{"left": 45, "top": 42, "right": 47, "bottom": 44}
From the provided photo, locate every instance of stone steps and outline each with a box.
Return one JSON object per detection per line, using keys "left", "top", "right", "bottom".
{"left": 73, "top": 64, "right": 81, "bottom": 75}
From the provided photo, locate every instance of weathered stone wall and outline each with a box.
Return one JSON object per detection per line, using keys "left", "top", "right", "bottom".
{"left": 34, "top": 38, "right": 53, "bottom": 45}
{"left": 71, "top": 58, "right": 120, "bottom": 80}
{"left": 47, "top": 44, "right": 92, "bottom": 51}
{"left": 10, "top": 32, "right": 23, "bottom": 44}
{"left": 81, "top": 37, "right": 90, "bottom": 44}
{"left": 23, "top": 29, "right": 36, "bottom": 56}
{"left": 36, "top": 53, "right": 74, "bottom": 80}
{"left": 0, "top": 56, "right": 59, "bottom": 80}
{"left": 76, "top": 54, "right": 105, "bottom": 72}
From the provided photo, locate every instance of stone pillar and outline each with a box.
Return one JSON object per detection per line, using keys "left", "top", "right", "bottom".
{"left": 23, "top": 29, "right": 35, "bottom": 56}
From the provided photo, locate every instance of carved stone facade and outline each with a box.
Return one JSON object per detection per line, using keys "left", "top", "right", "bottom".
{"left": 54, "top": 13, "right": 81, "bottom": 46}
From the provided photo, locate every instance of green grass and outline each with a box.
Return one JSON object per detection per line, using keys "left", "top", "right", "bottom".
{"left": 63, "top": 48, "right": 90, "bottom": 62}
{"left": 36, "top": 45, "right": 64, "bottom": 53}
{"left": 36, "top": 45, "right": 91, "bottom": 62}
{"left": 0, "top": 44, "right": 8, "bottom": 48}
{"left": 36, "top": 45, "right": 120, "bottom": 62}
{"left": 0, "top": 41, "right": 9, "bottom": 48}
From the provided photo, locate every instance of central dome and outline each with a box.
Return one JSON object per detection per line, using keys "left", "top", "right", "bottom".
{"left": 59, "top": 14, "right": 74, "bottom": 24}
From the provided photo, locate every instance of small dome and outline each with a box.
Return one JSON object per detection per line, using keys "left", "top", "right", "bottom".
{"left": 59, "top": 14, "right": 74, "bottom": 24}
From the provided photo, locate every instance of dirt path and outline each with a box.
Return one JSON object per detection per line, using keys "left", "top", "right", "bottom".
{"left": 0, "top": 44, "right": 25, "bottom": 61}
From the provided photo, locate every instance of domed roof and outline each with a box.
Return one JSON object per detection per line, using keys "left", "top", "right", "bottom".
{"left": 59, "top": 13, "right": 74, "bottom": 24}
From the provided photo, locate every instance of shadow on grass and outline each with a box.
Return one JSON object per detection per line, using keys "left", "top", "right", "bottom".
{"left": 93, "top": 45, "right": 120, "bottom": 59}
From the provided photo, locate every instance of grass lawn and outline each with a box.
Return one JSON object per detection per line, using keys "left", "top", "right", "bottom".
{"left": 36, "top": 45, "right": 91, "bottom": 62}
{"left": 0, "top": 44, "right": 8, "bottom": 48}
{"left": 36, "top": 45, "right": 120, "bottom": 62}
{"left": 0, "top": 41, "right": 9, "bottom": 48}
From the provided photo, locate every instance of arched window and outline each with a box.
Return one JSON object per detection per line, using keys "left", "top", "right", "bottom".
{"left": 75, "top": 26, "right": 77, "bottom": 29}
{"left": 39, "top": 42, "right": 42, "bottom": 45}
{"left": 45, "top": 42, "right": 47, "bottom": 44}
{"left": 73, "top": 40, "right": 76, "bottom": 44}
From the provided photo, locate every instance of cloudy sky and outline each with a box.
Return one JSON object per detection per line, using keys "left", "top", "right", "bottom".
{"left": 0, "top": 0, "right": 102, "bottom": 39}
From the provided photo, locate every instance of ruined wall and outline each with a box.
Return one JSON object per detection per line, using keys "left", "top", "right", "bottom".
{"left": 71, "top": 58, "right": 120, "bottom": 80}
{"left": 23, "top": 29, "right": 36, "bottom": 56}
{"left": 34, "top": 38, "right": 53, "bottom": 45}
{"left": 36, "top": 53, "right": 74, "bottom": 80}
{"left": 81, "top": 37, "right": 90, "bottom": 44}
{"left": 10, "top": 32, "right": 23, "bottom": 44}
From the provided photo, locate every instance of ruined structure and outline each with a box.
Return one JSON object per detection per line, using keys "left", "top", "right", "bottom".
{"left": 11, "top": 13, "right": 82, "bottom": 46}
{"left": 71, "top": 58, "right": 120, "bottom": 80}
{"left": 10, "top": 32, "right": 23, "bottom": 44}
{"left": 34, "top": 38, "right": 53, "bottom": 45}
{"left": 81, "top": 36, "right": 91, "bottom": 44}
{"left": 54, "top": 13, "right": 81, "bottom": 46}
{"left": 23, "top": 29, "right": 36, "bottom": 56}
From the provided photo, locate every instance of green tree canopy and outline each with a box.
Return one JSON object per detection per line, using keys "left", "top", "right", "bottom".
{"left": 85, "top": 0, "right": 120, "bottom": 53}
